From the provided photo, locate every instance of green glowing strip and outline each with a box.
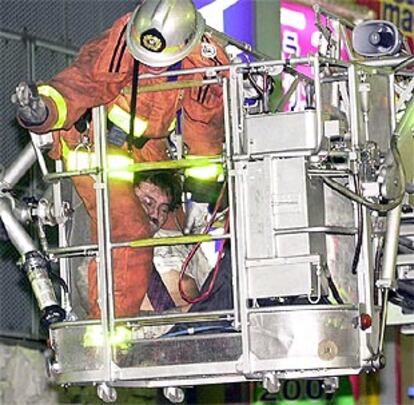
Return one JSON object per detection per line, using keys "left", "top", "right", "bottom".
{"left": 130, "top": 234, "right": 214, "bottom": 248}
{"left": 114, "top": 157, "right": 222, "bottom": 173}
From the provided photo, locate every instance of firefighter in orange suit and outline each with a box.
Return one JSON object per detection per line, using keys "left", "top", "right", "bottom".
{"left": 13, "top": 0, "right": 229, "bottom": 318}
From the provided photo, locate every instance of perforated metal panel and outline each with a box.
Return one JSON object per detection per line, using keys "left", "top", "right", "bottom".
{"left": 0, "top": 0, "right": 137, "bottom": 340}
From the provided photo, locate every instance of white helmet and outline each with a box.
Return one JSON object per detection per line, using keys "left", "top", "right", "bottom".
{"left": 126, "top": 0, "right": 205, "bottom": 68}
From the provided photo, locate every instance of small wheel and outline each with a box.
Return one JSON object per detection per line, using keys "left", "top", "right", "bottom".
{"left": 97, "top": 383, "right": 117, "bottom": 403}
{"left": 163, "top": 387, "right": 185, "bottom": 404}
{"left": 262, "top": 372, "right": 280, "bottom": 394}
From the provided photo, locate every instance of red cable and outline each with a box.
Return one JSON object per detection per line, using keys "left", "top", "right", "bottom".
{"left": 179, "top": 184, "right": 228, "bottom": 304}
{"left": 395, "top": 330, "right": 402, "bottom": 405}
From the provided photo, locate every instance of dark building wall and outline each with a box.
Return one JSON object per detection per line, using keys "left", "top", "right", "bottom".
{"left": 0, "top": 0, "right": 138, "bottom": 342}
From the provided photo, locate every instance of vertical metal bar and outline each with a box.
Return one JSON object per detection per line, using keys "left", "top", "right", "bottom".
{"left": 313, "top": 55, "right": 323, "bottom": 150}
{"left": 93, "top": 105, "right": 115, "bottom": 381}
{"left": 381, "top": 206, "right": 402, "bottom": 286}
{"left": 348, "top": 64, "right": 361, "bottom": 148}
{"left": 29, "top": 132, "right": 49, "bottom": 177}
{"left": 53, "top": 159, "right": 71, "bottom": 313}
{"left": 229, "top": 69, "right": 252, "bottom": 374}
{"left": 229, "top": 66, "right": 242, "bottom": 155}
{"left": 222, "top": 78, "right": 240, "bottom": 330}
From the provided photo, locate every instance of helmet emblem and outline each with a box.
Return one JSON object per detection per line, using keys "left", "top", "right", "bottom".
{"left": 141, "top": 28, "right": 166, "bottom": 53}
{"left": 201, "top": 42, "right": 217, "bottom": 59}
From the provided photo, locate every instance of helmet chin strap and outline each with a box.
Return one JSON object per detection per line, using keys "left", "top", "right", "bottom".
{"left": 128, "top": 59, "right": 139, "bottom": 154}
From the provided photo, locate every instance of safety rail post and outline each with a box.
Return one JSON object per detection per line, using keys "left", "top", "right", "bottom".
{"left": 92, "top": 105, "right": 116, "bottom": 382}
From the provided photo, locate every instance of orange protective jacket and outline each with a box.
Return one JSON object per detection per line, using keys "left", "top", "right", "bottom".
{"left": 19, "top": 13, "right": 229, "bottom": 319}
{"left": 29, "top": 12, "right": 229, "bottom": 160}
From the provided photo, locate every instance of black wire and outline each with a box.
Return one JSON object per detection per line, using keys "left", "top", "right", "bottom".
{"left": 374, "top": 236, "right": 384, "bottom": 305}
{"left": 164, "top": 325, "right": 235, "bottom": 338}
{"left": 326, "top": 275, "right": 344, "bottom": 305}
{"left": 351, "top": 175, "right": 363, "bottom": 275}
{"left": 48, "top": 266, "right": 69, "bottom": 294}
{"left": 128, "top": 59, "right": 140, "bottom": 155}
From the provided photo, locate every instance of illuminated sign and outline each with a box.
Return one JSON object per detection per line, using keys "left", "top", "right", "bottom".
{"left": 380, "top": 0, "right": 414, "bottom": 38}
{"left": 194, "top": 0, "right": 255, "bottom": 50}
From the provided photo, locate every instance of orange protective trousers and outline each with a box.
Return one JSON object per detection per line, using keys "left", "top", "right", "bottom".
{"left": 72, "top": 175, "right": 152, "bottom": 319}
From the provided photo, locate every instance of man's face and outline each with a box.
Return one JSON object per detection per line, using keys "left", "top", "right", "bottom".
{"left": 135, "top": 181, "right": 171, "bottom": 233}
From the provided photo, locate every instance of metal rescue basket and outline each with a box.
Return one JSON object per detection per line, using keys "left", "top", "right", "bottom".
{"left": 3, "top": 6, "right": 414, "bottom": 403}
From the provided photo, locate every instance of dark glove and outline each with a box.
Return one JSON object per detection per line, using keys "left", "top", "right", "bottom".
{"left": 11, "top": 81, "right": 48, "bottom": 126}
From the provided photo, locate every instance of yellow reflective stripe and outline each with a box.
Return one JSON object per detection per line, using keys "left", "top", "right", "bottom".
{"left": 168, "top": 117, "right": 177, "bottom": 132}
{"left": 61, "top": 139, "right": 134, "bottom": 182}
{"left": 38, "top": 85, "right": 67, "bottom": 129}
{"left": 184, "top": 155, "right": 224, "bottom": 181}
{"left": 107, "top": 105, "right": 148, "bottom": 138}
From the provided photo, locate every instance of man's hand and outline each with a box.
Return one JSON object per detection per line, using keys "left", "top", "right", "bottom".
{"left": 11, "top": 82, "right": 48, "bottom": 126}
{"left": 183, "top": 201, "right": 210, "bottom": 235}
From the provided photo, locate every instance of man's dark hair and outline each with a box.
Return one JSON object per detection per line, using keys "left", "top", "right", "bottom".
{"left": 134, "top": 170, "right": 183, "bottom": 210}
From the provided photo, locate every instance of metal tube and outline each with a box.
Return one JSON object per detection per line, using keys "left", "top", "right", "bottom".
{"left": 0, "top": 28, "right": 78, "bottom": 56}
{"left": 92, "top": 105, "right": 114, "bottom": 381}
{"left": 44, "top": 168, "right": 98, "bottom": 182}
{"left": 127, "top": 156, "right": 222, "bottom": 173}
{"left": 29, "top": 132, "right": 49, "bottom": 177}
{"left": 2, "top": 143, "right": 37, "bottom": 188}
{"left": 313, "top": 4, "right": 355, "bottom": 29}
{"left": 313, "top": 55, "right": 323, "bottom": 150}
{"left": 273, "top": 226, "right": 357, "bottom": 236}
{"left": 48, "top": 233, "right": 230, "bottom": 257}
{"left": 273, "top": 76, "right": 299, "bottom": 112}
{"left": 0, "top": 198, "right": 36, "bottom": 255}
{"left": 51, "top": 309, "right": 234, "bottom": 328}
{"left": 120, "top": 79, "right": 219, "bottom": 94}
{"left": 223, "top": 77, "right": 240, "bottom": 330}
{"left": 360, "top": 55, "right": 413, "bottom": 68}
{"left": 379, "top": 205, "right": 402, "bottom": 287}
{"left": 44, "top": 157, "right": 221, "bottom": 182}
{"left": 137, "top": 57, "right": 312, "bottom": 82}
{"left": 53, "top": 159, "right": 72, "bottom": 313}
{"left": 129, "top": 233, "right": 230, "bottom": 248}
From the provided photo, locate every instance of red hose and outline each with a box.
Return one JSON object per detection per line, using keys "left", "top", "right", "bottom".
{"left": 179, "top": 184, "right": 228, "bottom": 304}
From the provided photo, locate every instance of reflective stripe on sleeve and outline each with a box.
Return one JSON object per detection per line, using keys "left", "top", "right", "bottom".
{"left": 37, "top": 85, "right": 68, "bottom": 129}
{"left": 107, "top": 104, "right": 148, "bottom": 138}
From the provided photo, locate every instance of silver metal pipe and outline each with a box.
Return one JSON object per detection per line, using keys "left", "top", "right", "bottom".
{"left": 378, "top": 288, "right": 389, "bottom": 355}
{"left": 360, "top": 55, "right": 413, "bottom": 68}
{"left": 273, "top": 226, "right": 357, "bottom": 236}
{"left": 0, "top": 28, "right": 78, "bottom": 56}
{"left": 51, "top": 309, "right": 234, "bottom": 328}
{"left": 0, "top": 198, "right": 36, "bottom": 255}
{"left": 313, "top": 55, "right": 323, "bottom": 150}
{"left": 53, "top": 159, "right": 72, "bottom": 313}
{"left": 2, "top": 143, "right": 37, "bottom": 188}
{"left": 48, "top": 233, "right": 231, "bottom": 257}
{"left": 93, "top": 105, "right": 114, "bottom": 381}
{"left": 223, "top": 77, "right": 240, "bottom": 330}
{"left": 379, "top": 205, "right": 402, "bottom": 287}
{"left": 137, "top": 57, "right": 313, "bottom": 81}
{"left": 44, "top": 168, "right": 99, "bottom": 182}
{"left": 313, "top": 4, "right": 355, "bottom": 29}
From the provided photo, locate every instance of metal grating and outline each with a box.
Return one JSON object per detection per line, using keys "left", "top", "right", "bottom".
{"left": 0, "top": 0, "right": 137, "bottom": 341}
